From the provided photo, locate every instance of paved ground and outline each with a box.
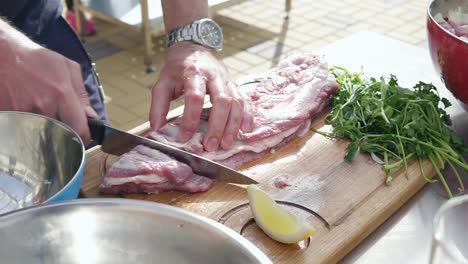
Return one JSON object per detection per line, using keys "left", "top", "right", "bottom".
{"left": 77, "top": 0, "right": 430, "bottom": 130}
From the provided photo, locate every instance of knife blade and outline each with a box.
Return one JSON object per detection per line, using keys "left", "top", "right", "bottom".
{"left": 88, "top": 119, "right": 258, "bottom": 185}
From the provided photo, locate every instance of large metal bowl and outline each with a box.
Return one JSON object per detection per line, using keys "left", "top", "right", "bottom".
{"left": 0, "top": 111, "right": 85, "bottom": 215}
{"left": 427, "top": 0, "right": 468, "bottom": 110}
{"left": 0, "top": 198, "right": 272, "bottom": 264}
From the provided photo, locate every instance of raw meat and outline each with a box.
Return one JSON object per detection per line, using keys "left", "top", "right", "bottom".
{"left": 99, "top": 145, "right": 213, "bottom": 194}
{"left": 274, "top": 175, "right": 291, "bottom": 189}
{"left": 148, "top": 116, "right": 306, "bottom": 164}
{"left": 240, "top": 53, "right": 339, "bottom": 142}
{"left": 148, "top": 53, "right": 339, "bottom": 168}
{"left": 100, "top": 173, "right": 213, "bottom": 194}
{"left": 101, "top": 53, "right": 339, "bottom": 194}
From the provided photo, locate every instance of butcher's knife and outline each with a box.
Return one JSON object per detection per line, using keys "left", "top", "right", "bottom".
{"left": 87, "top": 119, "right": 258, "bottom": 185}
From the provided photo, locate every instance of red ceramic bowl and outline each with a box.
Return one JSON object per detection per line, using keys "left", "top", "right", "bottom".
{"left": 427, "top": 0, "right": 468, "bottom": 109}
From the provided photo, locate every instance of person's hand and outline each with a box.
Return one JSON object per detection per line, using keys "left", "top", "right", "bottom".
{"left": 0, "top": 32, "right": 97, "bottom": 144}
{"left": 150, "top": 42, "right": 253, "bottom": 151}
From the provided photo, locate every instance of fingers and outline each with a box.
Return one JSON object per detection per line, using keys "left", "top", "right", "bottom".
{"left": 204, "top": 78, "right": 232, "bottom": 151}
{"left": 31, "top": 93, "right": 58, "bottom": 119}
{"left": 84, "top": 106, "right": 99, "bottom": 119}
{"left": 67, "top": 61, "right": 92, "bottom": 107}
{"left": 57, "top": 86, "right": 91, "bottom": 145}
{"left": 241, "top": 96, "right": 254, "bottom": 133}
{"left": 67, "top": 61, "right": 99, "bottom": 120}
{"left": 173, "top": 82, "right": 185, "bottom": 99}
{"left": 178, "top": 76, "right": 206, "bottom": 142}
{"left": 150, "top": 76, "right": 174, "bottom": 131}
{"left": 61, "top": 59, "right": 92, "bottom": 143}
{"left": 220, "top": 81, "right": 244, "bottom": 150}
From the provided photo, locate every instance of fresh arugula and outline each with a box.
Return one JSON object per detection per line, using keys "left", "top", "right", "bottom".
{"left": 317, "top": 66, "right": 468, "bottom": 198}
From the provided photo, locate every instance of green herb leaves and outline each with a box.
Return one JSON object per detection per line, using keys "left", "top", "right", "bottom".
{"left": 324, "top": 66, "right": 468, "bottom": 198}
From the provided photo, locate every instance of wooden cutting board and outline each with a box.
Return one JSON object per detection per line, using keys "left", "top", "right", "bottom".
{"left": 81, "top": 110, "right": 434, "bottom": 263}
{"left": 81, "top": 33, "right": 443, "bottom": 263}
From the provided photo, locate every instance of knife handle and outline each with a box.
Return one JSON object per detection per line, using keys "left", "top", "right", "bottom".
{"left": 87, "top": 118, "right": 105, "bottom": 145}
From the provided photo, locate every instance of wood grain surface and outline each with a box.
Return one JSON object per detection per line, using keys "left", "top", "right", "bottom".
{"left": 81, "top": 105, "right": 435, "bottom": 263}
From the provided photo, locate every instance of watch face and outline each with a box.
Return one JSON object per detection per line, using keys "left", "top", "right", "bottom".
{"left": 199, "top": 20, "right": 223, "bottom": 49}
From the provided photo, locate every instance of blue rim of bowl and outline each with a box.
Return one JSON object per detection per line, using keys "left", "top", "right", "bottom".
{"left": 427, "top": 1, "right": 468, "bottom": 45}
{"left": 0, "top": 111, "right": 86, "bottom": 203}
{"left": 0, "top": 198, "right": 273, "bottom": 264}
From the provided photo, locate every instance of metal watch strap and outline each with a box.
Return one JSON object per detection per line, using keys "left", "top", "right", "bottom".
{"left": 167, "top": 22, "right": 198, "bottom": 47}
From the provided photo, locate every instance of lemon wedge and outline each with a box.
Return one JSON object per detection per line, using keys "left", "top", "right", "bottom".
{"left": 246, "top": 185, "right": 316, "bottom": 244}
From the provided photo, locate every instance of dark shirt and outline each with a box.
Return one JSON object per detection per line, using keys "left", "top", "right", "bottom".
{"left": 1, "top": 0, "right": 61, "bottom": 36}
{"left": 0, "top": 0, "right": 28, "bottom": 21}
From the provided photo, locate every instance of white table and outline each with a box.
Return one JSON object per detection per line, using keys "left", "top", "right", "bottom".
{"left": 317, "top": 32, "right": 467, "bottom": 263}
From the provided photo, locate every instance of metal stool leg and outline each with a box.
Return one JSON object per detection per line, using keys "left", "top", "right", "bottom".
{"left": 285, "top": 0, "right": 292, "bottom": 20}
{"left": 140, "top": 0, "right": 154, "bottom": 73}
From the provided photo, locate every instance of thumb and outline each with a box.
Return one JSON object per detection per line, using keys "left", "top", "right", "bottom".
{"left": 85, "top": 105, "right": 99, "bottom": 119}
{"left": 67, "top": 60, "right": 99, "bottom": 119}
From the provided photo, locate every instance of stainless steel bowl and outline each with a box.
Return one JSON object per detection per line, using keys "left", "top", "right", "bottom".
{"left": 0, "top": 198, "right": 272, "bottom": 264}
{"left": 0, "top": 111, "right": 85, "bottom": 214}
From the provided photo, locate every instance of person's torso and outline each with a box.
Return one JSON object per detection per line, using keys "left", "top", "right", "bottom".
{"left": 0, "top": 0, "right": 28, "bottom": 21}
{"left": 0, "top": 0, "right": 62, "bottom": 38}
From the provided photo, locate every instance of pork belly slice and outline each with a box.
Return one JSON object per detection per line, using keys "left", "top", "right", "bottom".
{"left": 240, "top": 53, "right": 339, "bottom": 142}
{"left": 147, "top": 119, "right": 309, "bottom": 163}
{"left": 100, "top": 174, "right": 213, "bottom": 194}
{"left": 101, "top": 53, "right": 338, "bottom": 194}
{"left": 147, "top": 54, "right": 338, "bottom": 169}
{"left": 99, "top": 145, "right": 213, "bottom": 194}
{"left": 103, "top": 145, "right": 192, "bottom": 184}
{"left": 150, "top": 120, "right": 206, "bottom": 155}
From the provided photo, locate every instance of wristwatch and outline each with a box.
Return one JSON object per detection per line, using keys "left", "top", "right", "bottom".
{"left": 167, "top": 18, "right": 223, "bottom": 50}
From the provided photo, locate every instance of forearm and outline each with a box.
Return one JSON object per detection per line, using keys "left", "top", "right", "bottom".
{"left": 161, "top": 0, "right": 209, "bottom": 32}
